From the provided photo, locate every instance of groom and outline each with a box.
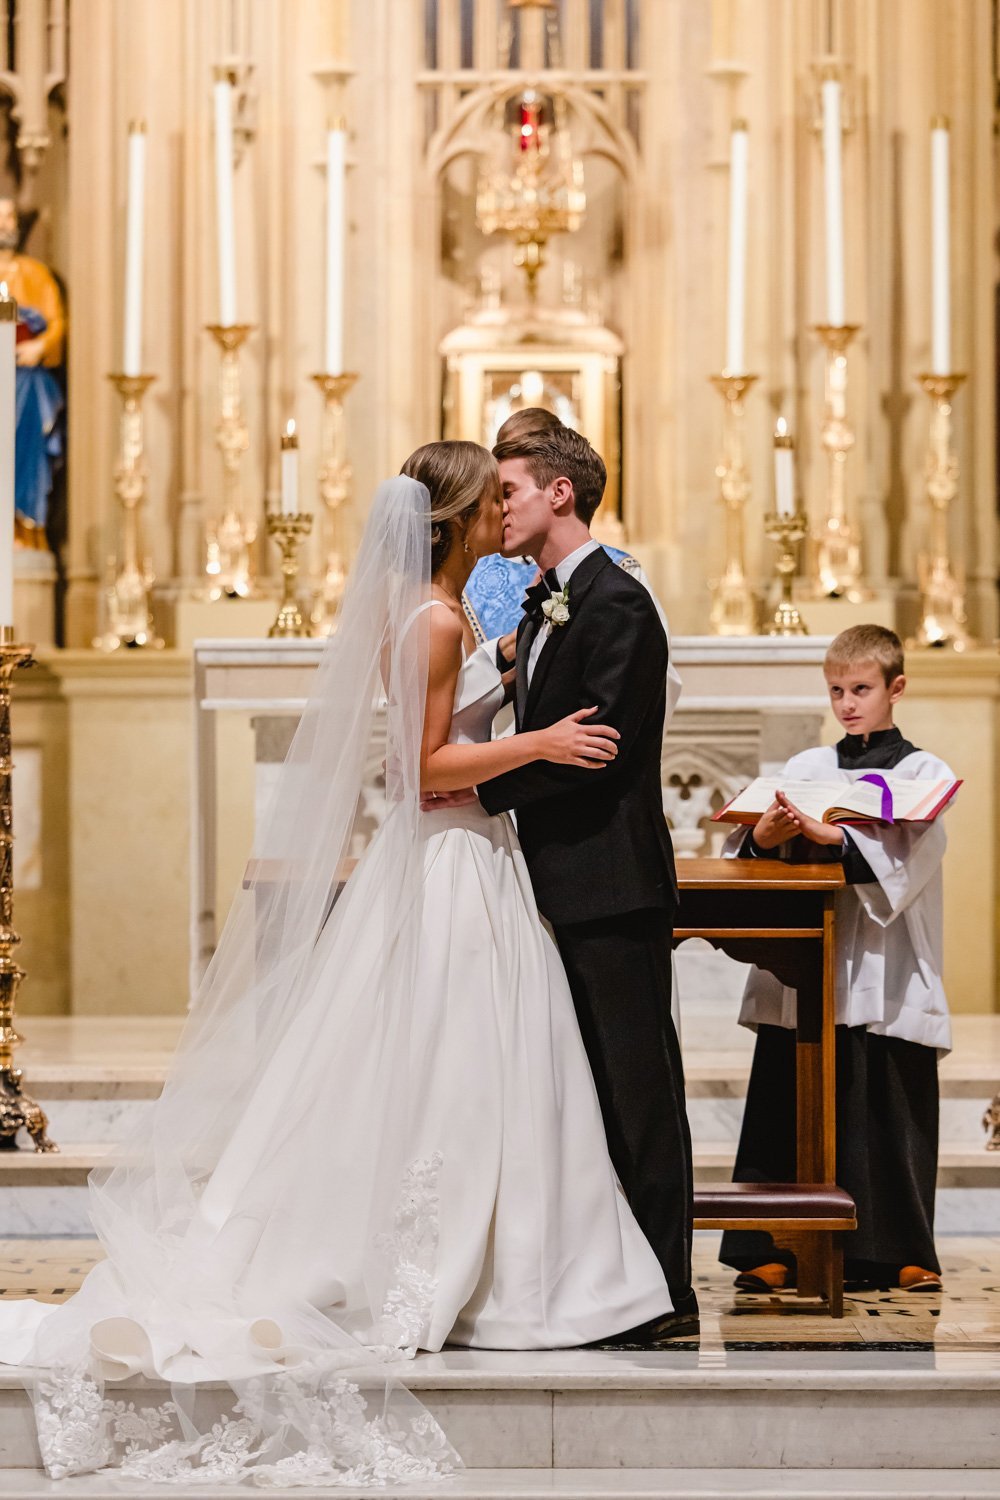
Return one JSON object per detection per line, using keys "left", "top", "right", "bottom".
{"left": 477, "top": 425, "right": 697, "bottom": 1339}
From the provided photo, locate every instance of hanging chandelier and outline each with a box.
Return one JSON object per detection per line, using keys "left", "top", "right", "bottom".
{"left": 475, "top": 2, "right": 586, "bottom": 298}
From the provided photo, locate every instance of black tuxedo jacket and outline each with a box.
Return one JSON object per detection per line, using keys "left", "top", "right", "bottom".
{"left": 478, "top": 547, "right": 678, "bottom": 927}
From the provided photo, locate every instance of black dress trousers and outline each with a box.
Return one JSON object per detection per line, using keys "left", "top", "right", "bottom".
{"left": 551, "top": 907, "right": 694, "bottom": 1302}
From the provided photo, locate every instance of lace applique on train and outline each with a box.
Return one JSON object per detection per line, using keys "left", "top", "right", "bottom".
{"left": 370, "top": 1152, "right": 444, "bottom": 1355}
{"left": 31, "top": 1155, "right": 454, "bottom": 1487}
{"left": 36, "top": 1363, "right": 456, "bottom": 1487}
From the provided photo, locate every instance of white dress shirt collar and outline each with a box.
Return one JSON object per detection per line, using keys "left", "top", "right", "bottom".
{"left": 553, "top": 538, "right": 600, "bottom": 590}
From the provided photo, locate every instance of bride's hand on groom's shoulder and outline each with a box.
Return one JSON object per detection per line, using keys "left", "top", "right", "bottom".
{"left": 536, "top": 707, "right": 620, "bottom": 769}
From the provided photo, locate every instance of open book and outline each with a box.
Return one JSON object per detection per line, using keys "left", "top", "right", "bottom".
{"left": 713, "top": 773, "right": 961, "bottom": 827}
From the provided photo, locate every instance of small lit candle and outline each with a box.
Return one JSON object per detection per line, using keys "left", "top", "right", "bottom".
{"left": 773, "top": 417, "right": 796, "bottom": 518}
{"left": 325, "top": 123, "right": 346, "bottom": 375}
{"left": 931, "top": 115, "right": 951, "bottom": 376}
{"left": 280, "top": 420, "right": 299, "bottom": 516}
{"left": 123, "top": 121, "right": 146, "bottom": 377}
{"left": 213, "top": 70, "right": 237, "bottom": 327}
{"left": 0, "top": 283, "right": 15, "bottom": 625}
{"left": 725, "top": 120, "right": 749, "bottom": 375}
{"left": 821, "top": 75, "right": 846, "bottom": 327}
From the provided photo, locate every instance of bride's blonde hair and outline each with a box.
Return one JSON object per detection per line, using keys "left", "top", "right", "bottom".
{"left": 401, "top": 440, "right": 500, "bottom": 574}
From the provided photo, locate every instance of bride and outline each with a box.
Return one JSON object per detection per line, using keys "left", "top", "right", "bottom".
{"left": 0, "top": 441, "right": 669, "bottom": 1486}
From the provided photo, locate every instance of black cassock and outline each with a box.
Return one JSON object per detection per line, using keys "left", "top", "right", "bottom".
{"left": 720, "top": 727, "right": 941, "bottom": 1282}
{"left": 479, "top": 547, "right": 694, "bottom": 1305}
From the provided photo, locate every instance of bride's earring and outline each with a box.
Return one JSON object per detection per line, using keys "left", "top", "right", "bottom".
{"left": 462, "top": 535, "right": 472, "bottom": 556}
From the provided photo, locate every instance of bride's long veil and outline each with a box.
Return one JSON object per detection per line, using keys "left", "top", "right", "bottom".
{"left": 22, "top": 477, "right": 460, "bottom": 1485}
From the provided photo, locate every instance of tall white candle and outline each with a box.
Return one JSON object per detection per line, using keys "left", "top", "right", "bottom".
{"left": 123, "top": 121, "right": 146, "bottom": 377}
{"left": 821, "top": 76, "right": 846, "bottom": 327}
{"left": 725, "top": 120, "right": 749, "bottom": 375}
{"left": 931, "top": 116, "right": 951, "bottom": 376}
{"left": 280, "top": 420, "right": 299, "bottom": 516}
{"left": 213, "top": 72, "right": 237, "bottom": 327}
{"left": 325, "top": 124, "right": 346, "bottom": 375}
{"left": 0, "top": 284, "right": 15, "bottom": 625}
{"left": 773, "top": 417, "right": 796, "bottom": 518}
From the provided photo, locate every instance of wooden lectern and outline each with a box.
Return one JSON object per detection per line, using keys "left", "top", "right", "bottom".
{"left": 676, "top": 858, "right": 857, "bottom": 1317}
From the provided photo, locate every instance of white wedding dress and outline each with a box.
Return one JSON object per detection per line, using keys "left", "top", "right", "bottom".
{"left": 0, "top": 591, "right": 668, "bottom": 1485}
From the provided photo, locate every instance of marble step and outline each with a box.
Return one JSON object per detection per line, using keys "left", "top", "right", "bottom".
{"left": 1, "top": 1141, "right": 995, "bottom": 1187}
{"left": 4, "top": 1146, "right": 996, "bottom": 1235}
{"left": 18, "top": 1090, "right": 999, "bottom": 1156}
{"left": 1, "top": 1352, "right": 998, "bottom": 1475}
{"left": 21, "top": 1057, "right": 997, "bottom": 1102}
{"left": 2, "top": 1469, "right": 1000, "bottom": 1499}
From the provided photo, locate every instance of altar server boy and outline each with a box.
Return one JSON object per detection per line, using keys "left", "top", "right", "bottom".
{"left": 720, "top": 625, "right": 955, "bottom": 1293}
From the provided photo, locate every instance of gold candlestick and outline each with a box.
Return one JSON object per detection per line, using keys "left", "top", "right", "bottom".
{"left": 911, "top": 372, "right": 974, "bottom": 650}
{"left": 266, "top": 512, "right": 314, "bottom": 638}
{"left": 708, "top": 373, "right": 759, "bottom": 636}
{"left": 765, "top": 510, "right": 809, "bottom": 636}
{"left": 309, "top": 371, "right": 358, "bottom": 635}
{"left": 93, "top": 374, "right": 164, "bottom": 651}
{"left": 205, "top": 323, "right": 257, "bottom": 599}
{"left": 0, "top": 627, "right": 55, "bottom": 1153}
{"left": 813, "top": 322, "right": 866, "bottom": 599}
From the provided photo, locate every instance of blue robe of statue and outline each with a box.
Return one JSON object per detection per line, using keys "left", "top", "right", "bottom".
{"left": 15, "top": 307, "right": 64, "bottom": 534}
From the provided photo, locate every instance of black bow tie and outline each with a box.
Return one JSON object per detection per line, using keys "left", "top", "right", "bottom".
{"left": 521, "top": 569, "right": 563, "bottom": 624}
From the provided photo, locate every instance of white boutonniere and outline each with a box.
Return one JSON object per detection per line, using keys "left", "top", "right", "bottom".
{"left": 541, "top": 585, "right": 571, "bottom": 627}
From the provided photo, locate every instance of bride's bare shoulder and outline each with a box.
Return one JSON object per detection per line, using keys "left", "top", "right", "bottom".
{"left": 426, "top": 600, "right": 465, "bottom": 674}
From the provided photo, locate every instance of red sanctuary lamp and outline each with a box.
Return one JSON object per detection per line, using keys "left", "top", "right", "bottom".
{"left": 519, "top": 94, "right": 541, "bottom": 153}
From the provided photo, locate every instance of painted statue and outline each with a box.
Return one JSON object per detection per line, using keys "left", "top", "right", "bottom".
{"left": 0, "top": 197, "right": 66, "bottom": 549}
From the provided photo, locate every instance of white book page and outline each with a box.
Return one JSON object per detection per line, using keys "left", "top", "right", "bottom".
{"left": 725, "top": 777, "right": 886, "bottom": 821}
{"left": 876, "top": 776, "right": 952, "bottom": 820}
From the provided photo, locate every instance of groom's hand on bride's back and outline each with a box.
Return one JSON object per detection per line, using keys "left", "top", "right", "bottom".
{"left": 537, "top": 707, "right": 620, "bottom": 768}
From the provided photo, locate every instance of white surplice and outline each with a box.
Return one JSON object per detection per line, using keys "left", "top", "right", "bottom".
{"left": 724, "top": 746, "right": 955, "bottom": 1054}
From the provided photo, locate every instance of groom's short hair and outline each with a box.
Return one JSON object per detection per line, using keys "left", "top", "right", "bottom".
{"left": 493, "top": 427, "right": 607, "bottom": 525}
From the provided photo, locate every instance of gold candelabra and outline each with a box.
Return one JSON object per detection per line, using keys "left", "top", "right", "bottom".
{"left": 205, "top": 323, "right": 257, "bottom": 598}
{"left": 765, "top": 510, "right": 809, "bottom": 636}
{"left": 0, "top": 628, "right": 55, "bottom": 1153}
{"left": 813, "top": 322, "right": 866, "bottom": 599}
{"left": 911, "top": 372, "right": 974, "bottom": 650}
{"left": 708, "top": 373, "right": 758, "bottom": 636}
{"left": 266, "top": 512, "right": 314, "bottom": 638}
{"left": 93, "top": 374, "right": 164, "bottom": 651}
{"left": 310, "top": 371, "right": 358, "bottom": 635}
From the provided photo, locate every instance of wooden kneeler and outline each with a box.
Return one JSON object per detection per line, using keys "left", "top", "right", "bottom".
{"left": 694, "top": 1183, "right": 857, "bottom": 1318}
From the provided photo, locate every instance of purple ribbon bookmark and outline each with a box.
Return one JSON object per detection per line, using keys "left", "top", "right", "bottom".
{"left": 858, "top": 772, "right": 894, "bottom": 823}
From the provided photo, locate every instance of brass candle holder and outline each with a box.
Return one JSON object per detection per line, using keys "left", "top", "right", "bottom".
{"left": 764, "top": 510, "right": 809, "bottom": 636}
{"left": 911, "top": 372, "right": 974, "bottom": 650}
{"left": 813, "top": 322, "right": 866, "bottom": 599}
{"left": 205, "top": 322, "right": 257, "bottom": 599}
{"left": 309, "top": 371, "right": 358, "bottom": 635}
{"left": 93, "top": 373, "right": 164, "bottom": 651}
{"left": 266, "top": 512, "right": 314, "bottom": 638}
{"left": 0, "top": 627, "right": 55, "bottom": 1153}
{"left": 708, "top": 372, "right": 759, "bottom": 636}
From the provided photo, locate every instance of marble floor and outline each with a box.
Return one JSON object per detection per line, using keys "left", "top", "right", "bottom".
{"left": 2, "top": 1233, "right": 998, "bottom": 1353}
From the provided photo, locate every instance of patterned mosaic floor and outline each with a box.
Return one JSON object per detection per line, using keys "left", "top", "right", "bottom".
{"left": 2, "top": 1234, "right": 998, "bottom": 1353}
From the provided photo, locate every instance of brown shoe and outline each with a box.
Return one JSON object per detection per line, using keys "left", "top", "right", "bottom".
{"left": 734, "top": 1262, "right": 789, "bottom": 1293}
{"left": 898, "top": 1265, "right": 942, "bottom": 1292}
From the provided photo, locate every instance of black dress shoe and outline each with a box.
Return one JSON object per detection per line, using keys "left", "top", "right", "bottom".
{"left": 591, "top": 1293, "right": 700, "bottom": 1348}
